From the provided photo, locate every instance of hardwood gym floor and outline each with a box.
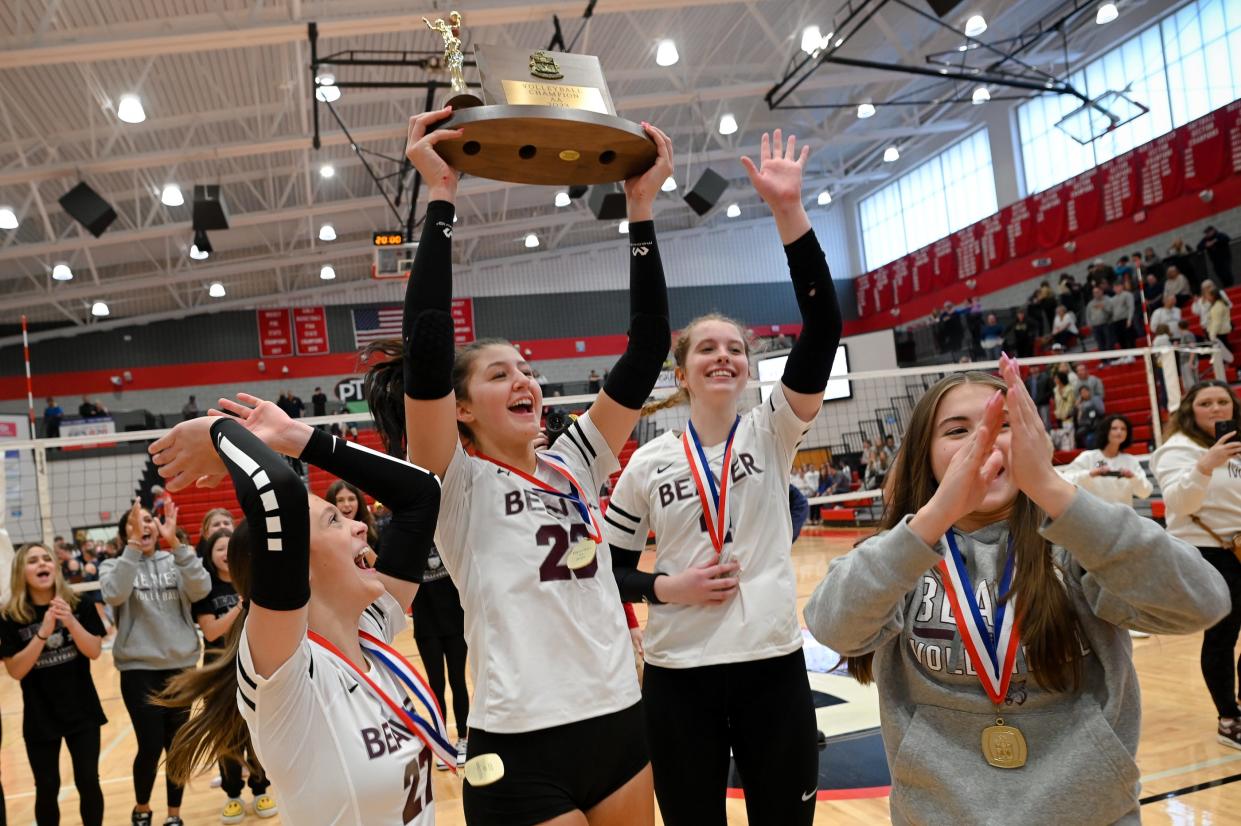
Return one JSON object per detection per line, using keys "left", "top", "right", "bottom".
{"left": 2, "top": 531, "right": 1237, "bottom": 824}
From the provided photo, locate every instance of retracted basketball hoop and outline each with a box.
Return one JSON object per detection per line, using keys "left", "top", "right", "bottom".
{"left": 372, "top": 232, "right": 418, "bottom": 280}
{"left": 1055, "top": 87, "right": 1149, "bottom": 145}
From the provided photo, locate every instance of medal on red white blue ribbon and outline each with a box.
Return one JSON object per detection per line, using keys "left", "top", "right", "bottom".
{"left": 308, "top": 629, "right": 459, "bottom": 770}
{"left": 476, "top": 450, "right": 603, "bottom": 569}
{"left": 937, "top": 532, "right": 1028, "bottom": 769}
{"left": 681, "top": 416, "right": 740, "bottom": 562}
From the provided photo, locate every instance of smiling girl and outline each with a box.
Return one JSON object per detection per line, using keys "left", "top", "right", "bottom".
{"left": 806, "top": 356, "right": 1228, "bottom": 824}
{"left": 1, "top": 542, "right": 107, "bottom": 826}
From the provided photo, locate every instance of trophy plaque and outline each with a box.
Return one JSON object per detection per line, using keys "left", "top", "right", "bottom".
{"left": 429, "top": 34, "right": 657, "bottom": 185}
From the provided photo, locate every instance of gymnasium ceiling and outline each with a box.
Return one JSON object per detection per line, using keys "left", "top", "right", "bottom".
{"left": 0, "top": 0, "right": 1160, "bottom": 333}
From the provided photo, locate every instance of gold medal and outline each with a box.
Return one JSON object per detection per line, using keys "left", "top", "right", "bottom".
{"left": 981, "top": 717, "right": 1027, "bottom": 769}
{"left": 463, "top": 753, "right": 506, "bottom": 786}
{"left": 565, "top": 537, "right": 597, "bottom": 570}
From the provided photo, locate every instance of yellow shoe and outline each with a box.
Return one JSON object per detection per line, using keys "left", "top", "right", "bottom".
{"left": 254, "top": 794, "right": 279, "bottom": 819}
{"left": 221, "top": 798, "right": 245, "bottom": 824}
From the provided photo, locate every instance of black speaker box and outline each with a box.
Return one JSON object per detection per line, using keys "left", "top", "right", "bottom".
{"left": 588, "top": 184, "right": 627, "bottom": 220}
{"left": 192, "top": 184, "right": 229, "bottom": 231}
{"left": 926, "top": 0, "right": 966, "bottom": 16}
{"left": 683, "top": 168, "right": 728, "bottom": 216}
{"left": 58, "top": 182, "right": 116, "bottom": 238}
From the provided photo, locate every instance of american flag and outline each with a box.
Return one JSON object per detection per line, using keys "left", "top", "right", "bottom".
{"left": 352, "top": 307, "right": 403, "bottom": 347}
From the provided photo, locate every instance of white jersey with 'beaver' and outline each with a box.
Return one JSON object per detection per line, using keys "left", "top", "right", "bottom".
{"left": 435, "top": 410, "right": 640, "bottom": 733}
{"left": 604, "top": 387, "right": 815, "bottom": 668}
{"left": 236, "top": 592, "right": 434, "bottom": 826}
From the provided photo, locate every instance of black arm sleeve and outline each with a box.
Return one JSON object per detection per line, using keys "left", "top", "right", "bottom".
{"left": 299, "top": 427, "right": 440, "bottom": 583}
{"left": 610, "top": 546, "right": 666, "bottom": 604}
{"left": 603, "top": 220, "right": 672, "bottom": 409}
{"left": 403, "top": 200, "right": 457, "bottom": 400}
{"left": 211, "top": 418, "right": 310, "bottom": 612}
{"left": 782, "top": 229, "right": 845, "bottom": 395}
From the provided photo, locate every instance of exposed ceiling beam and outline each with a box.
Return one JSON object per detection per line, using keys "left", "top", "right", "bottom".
{"left": 0, "top": 0, "right": 765, "bottom": 70}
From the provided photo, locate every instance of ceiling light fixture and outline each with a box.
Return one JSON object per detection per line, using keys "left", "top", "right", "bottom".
{"left": 160, "top": 184, "right": 184, "bottom": 207}
{"left": 52, "top": 263, "right": 73, "bottom": 281}
{"left": 0, "top": 207, "right": 17, "bottom": 229}
{"left": 618, "top": 220, "right": 629, "bottom": 234}
{"left": 726, "top": 203, "right": 741, "bottom": 218}
{"left": 555, "top": 191, "right": 571, "bottom": 207}
{"left": 964, "top": 14, "right": 987, "bottom": 37}
{"left": 320, "top": 164, "right": 336, "bottom": 179}
{"left": 319, "top": 223, "right": 337, "bottom": 241}
{"left": 315, "top": 74, "right": 341, "bottom": 103}
{"left": 884, "top": 146, "right": 900, "bottom": 163}
{"left": 817, "top": 190, "right": 832, "bottom": 206}
{"left": 524, "top": 233, "right": 539, "bottom": 248}
{"left": 116, "top": 94, "right": 146, "bottom": 124}
{"left": 320, "top": 265, "right": 336, "bottom": 280}
{"left": 972, "top": 86, "right": 991, "bottom": 104}
{"left": 208, "top": 281, "right": 226, "bottom": 298}
{"left": 661, "top": 176, "right": 677, "bottom": 192}
{"left": 655, "top": 39, "right": 679, "bottom": 66}
{"left": 801, "top": 25, "right": 825, "bottom": 54}
{"left": 718, "top": 113, "right": 738, "bottom": 135}
{"left": 857, "top": 103, "right": 876, "bottom": 119}
{"left": 1096, "top": 2, "right": 1118, "bottom": 24}
{"left": 91, "top": 301, "right": 110, "bottom": 317}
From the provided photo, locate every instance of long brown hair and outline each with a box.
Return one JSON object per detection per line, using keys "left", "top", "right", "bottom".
{"left": 326, "top": 479, "right": 379, "bottom": 547}
{"left": 641, "top": 313, "right": 752, "bottom": 416}
{"left": 362, "top": 337, "right": 515, "bottom": 454}
{"left": 847, "top": 372, "right": 1083, "bottom": 693}
{"left": 158, "top": 519, "right": 257, "bottom": 782}
{"left": 1165, "top": 379, "right": 1241, "bottom": 449}
{"left": 4, "top": 543, "right": 79, "bottom": 624}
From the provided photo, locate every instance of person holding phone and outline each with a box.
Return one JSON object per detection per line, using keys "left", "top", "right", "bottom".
{"left": 1057, "top": 415, "right": 1152, "bottom": 507}
{"left": 1150, "top": 381, "right": 1241, "bottom": 747}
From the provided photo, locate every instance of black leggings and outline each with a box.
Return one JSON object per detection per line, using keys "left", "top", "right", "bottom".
{"left": 221, "top": 748, "right": 270, "bottom": 799}
{"left": 414, "top": 633, "right": 470, "bottom": 735}
{"left": 1200, "top": 548, "right": 1241, "bottom": 718}
{"left": 120, "top": 669, "right": 190, "bottom": 808}
{"left": 643, "top": 649, "right": 818, "bottom": 826}
{"left": 26, "top": 727, "right": 104, "bottom": 826}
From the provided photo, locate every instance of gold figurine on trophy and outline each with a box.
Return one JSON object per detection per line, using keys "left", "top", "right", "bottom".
{"left": 423, "top": 11, "right": 482, "bottom": 109}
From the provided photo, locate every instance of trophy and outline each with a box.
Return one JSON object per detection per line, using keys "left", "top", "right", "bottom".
{"left": 423, "top": 12, "right": 657, "bottom": 186}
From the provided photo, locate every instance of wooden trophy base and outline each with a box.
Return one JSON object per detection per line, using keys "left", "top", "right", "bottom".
{"left": 433, "top": 105, "right": 657, "bottom": 185}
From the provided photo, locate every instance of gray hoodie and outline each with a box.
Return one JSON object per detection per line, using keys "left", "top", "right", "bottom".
{"left": 804, "top": 490, "right": 1229, "bottom": 826}
{"left": 99, "top": 544, "right": 212, "bottom": 671}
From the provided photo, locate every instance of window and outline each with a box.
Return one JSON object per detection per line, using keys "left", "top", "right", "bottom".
{"left": 858, "top": 130, "right": 997, "bottom": 270}
{"left": 1018, "top": 0, "right": 1241, "bottom": 194}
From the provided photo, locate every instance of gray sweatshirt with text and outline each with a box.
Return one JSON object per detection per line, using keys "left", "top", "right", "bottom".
{"left": 804, "top": 490, "right": 1229, "bottom": 826}
{"left": 99, "top": 544, "right": 212, "bottom": 671}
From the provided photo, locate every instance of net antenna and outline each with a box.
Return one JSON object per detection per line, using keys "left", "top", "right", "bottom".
{"left": 372, "top": 241, "right": 418, "bottom": 280}
{"left": 1054, "top": 85, "right": 1150, "bottom": 145}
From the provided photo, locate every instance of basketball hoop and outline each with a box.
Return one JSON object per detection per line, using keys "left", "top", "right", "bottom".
{"left": 372, "top": 241, "right": 418, "bottom": 280}
{"left": 1055, "top": 87, "right": 1149, "bottom": 145}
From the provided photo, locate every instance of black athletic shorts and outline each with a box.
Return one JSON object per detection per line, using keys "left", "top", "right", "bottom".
{"left": 461, "top": 700, "right": 648, "bottom": 826}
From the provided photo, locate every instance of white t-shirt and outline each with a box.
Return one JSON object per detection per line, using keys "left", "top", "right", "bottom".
{"left": 237, "top": 593, "right": 434, "bottom": 826}
{"left": 604, "top": 387, "right": 815, "bottom": 668}
{"left": 1057, "top": 449, "right": 1152, "bottom": 506}
{"left": 435, "top": 411, "right": 639, "bottom": 733}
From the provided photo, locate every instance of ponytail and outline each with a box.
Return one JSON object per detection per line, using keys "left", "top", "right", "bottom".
{"left": 640, "top": 388, "right": 689, "bottom": 417}
{"left": 361, "top": 340, "right": 408, "bottom": 455}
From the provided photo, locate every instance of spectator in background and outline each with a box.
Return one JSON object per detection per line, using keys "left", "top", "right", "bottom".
{"left": 858, "top": 437, "right": 873, "bottom": 480}
{"left": 43, "top": 397, "right": 62, "bottom": 439}
{"left": 1053, "top": 369, "right": 1076, "bottom": 426}
{"left": 587, "top": 369, "right": 602, "bottom": 393}
{"left": 1115, "top": 255, "right": 1135, "bottom": 281}
{"left": 884, "top": 434, "right": 899, "bottom": 456}
{"left": 287, "top": 390, "right": 305, "bottom": 419}
{"left": 56, "top": 539, "right": 83, "bottom": 583}
{"left": 966, "top": 298, "right": 985, "bottom": 360}
{"left": 326, "top": 479, "right": 381, "bottom": 550}
{"left": 1074, "top": 385, "right": 1106, "bottom": 449}
{"left": 1205, "top": 282, "right": 1235, "bottom": 381}
{"left": 311, "top": 387, "right": 328, "bottom": 418}
{"left": 1, "top": 542, "right": 107, "bottom": 826}
{"left": 1058, "top": 415, "right": 1151, "bottom": 507}
{"left": 99, "top": 499, "right": 211, "bottom": 826}
{"left": 1143, "top": 272, "right": 1164, "bottom": 312}
{"left": 1165, "top": 266, "right": 1193, "bottom": 307}
{"left": 1086, "top": 285, "right": 1114, "bottom": 352}
{"left": 195, "top": 508, "right": 234, "bottom": 557}
{"left": 1179, "top": 319, "right": 1201, "bottom": 390}
{"left": 1027, "top": 364, "right": 1053, "bottom": 429}
{"left": 826, "top": 462, "right": 851, "bottom": 495}
{"left": 78, "top": 397, "right": 106, "bottom": 418}
{"left": 1074, "top": 363, "right": 1105, "bottom": 402}
{"left": 1005, "top": 308, "right": 1036, "bottom": 358}
{"left": 1144, "top": 246, "right": 1163, "bottom": 273}
{"left": 1035, "top": 281, "right": 1059, "bottom": 333}
{"left": 1150, "top": 292, "right": 1182, "bottom": 336}
{"left": 1051, "top": 304, "right": 1079, "bottom": 349}
{"left": 979, "top": 313, "right": 1004, "bottom": 360}
{"left": 412, "top": 543, "right": 471, "bottom": 771}
{"left": 181, "top": 396, "right": 198, "bottom": 421}
{"left": 1109, "top": 279, "right": 1137, "bottom": 356}
{"left": 1199, "top": 225, "right": 1234, "bottom": 287}
{"left": 1151, "top": 324, "right": 1182, "bottom": 412}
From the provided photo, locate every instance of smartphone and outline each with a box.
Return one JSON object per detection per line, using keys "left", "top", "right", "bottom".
{"left": 1216, "top": 420, "right": 1238, "bottom": 441}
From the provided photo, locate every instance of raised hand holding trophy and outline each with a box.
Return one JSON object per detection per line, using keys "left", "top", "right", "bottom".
{"left": 424, "top": 12, "right": 657, "bottom": 186}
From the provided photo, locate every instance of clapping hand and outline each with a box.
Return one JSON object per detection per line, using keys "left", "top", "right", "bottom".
{"left": 215, "top": 393, "right": 312, "bottom": 458}
{"left": 998, "top": 354, "right": 1076, "bottom": 518}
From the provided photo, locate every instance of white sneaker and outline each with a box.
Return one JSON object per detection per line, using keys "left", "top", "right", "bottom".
{"left": 1128, "top": 629, "right": 1151, "bottom": 639}
{"left": 456, "top": 738, "right": 468, "bottom": 769}
{"left": 210, "top": 774, "right": 223, "bottom": 789}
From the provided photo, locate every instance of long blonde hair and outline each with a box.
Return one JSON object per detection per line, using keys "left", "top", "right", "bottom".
{"left": 641, "top": 313, "right": 753, "bottom": 416}
{"left": 4, "top": 542, "right": 79, "bottom": 624}
{"left": 847, "top": 372, "right": 1083, "bottom": 693}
